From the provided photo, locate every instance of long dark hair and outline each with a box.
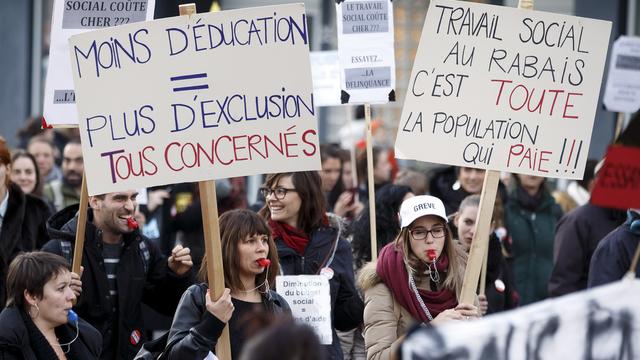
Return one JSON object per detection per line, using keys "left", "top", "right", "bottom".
{"left": 197, "top": 209, "right": 279, "bottom": 293}
{"left": 352, "top": 184, "right": 412, "bottom": 268}
{"left": 258, "top": 171, "right": 327, "bottom": 234}
{"left": 11, "top": 150, "right": 43, "bottom": 196}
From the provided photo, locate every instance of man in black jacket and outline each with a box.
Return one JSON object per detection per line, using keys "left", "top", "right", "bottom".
{"left": 42, "top": 190, "right": 194, "bottom": 360}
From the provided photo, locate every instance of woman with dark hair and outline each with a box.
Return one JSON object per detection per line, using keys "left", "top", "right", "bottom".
{"left": 163, "top": 209, "right": 289, "bottom": 359}
{"left": 0, "top": 251, "right": 101, "bottom": 359}
{"left": 358, "top": 195, "right": 479, "bottom": 360}
{"left": 505, "top": 174, "right": 562, "bottom": 305}
{"left": 10, "top": 151, "right": 43, "bottom": 197}
{"left": 259, "top": 171, "right": 363, "bottom": 360}
{"left": 0, "top": 139, "right": 52, "bottom": 306}
{"left": 352, "top": 184, "right": 414, "bottom": 269}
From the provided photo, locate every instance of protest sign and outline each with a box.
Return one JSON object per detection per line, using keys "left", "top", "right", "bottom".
{"left": 310, "top": 51, "right": 342, "bottom": 107}
{"left": 69, "top": 4, "right": 321, "bottom": 195}
{"left": 401, "top": 279, "right": 640, "bottom": 360}
{"left": 336, "top": 0, "right": 395, "bottom": 104}
{"left": 43, "top": 0, "right": 155, "bottom": 126}
{"left": 395, "top": 0, "right": 611, "bottom": 180}
{"left": 276, "top": 275, "right": 333, "bottom": 345}
{"left": 590, "top": 146, "right": 640, "bottom": 210}
{"left": 604, "top": 36, "right": 640, "bottom": 113}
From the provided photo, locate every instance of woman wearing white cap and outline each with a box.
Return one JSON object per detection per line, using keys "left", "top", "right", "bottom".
{"left": 358, "top": 195, "right": 480, "bottom": 360}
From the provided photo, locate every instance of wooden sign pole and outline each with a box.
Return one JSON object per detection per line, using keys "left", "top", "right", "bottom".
{"left": 365, "top": 103, "right": 378, "bottom": 261}
{"left": 71, "top": 173, "right": 89, "bottom": 274}
{"left": 460, "top": 0, "right": 534, "bottom": 305}
{"left": 459, "top": 171, "right": 499, "bottom": 304}
{"left": 179, "top": 4, "right": 231, "bottom": 359}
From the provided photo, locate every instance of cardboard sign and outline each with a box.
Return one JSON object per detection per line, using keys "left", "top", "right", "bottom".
{"left": 590, "top": 146, "right": 640, "bottom": 209}
{"left": 401, "top": 279, "right": 640, "bottom": 359}
{"left": 43, "top": 0, "right": 155, "bottom": 125}
{"left": 276, "top": 275, "right": 332, "bottom": 344}
{"left": 69, "top": 4, "right": 321, "bottom": 195}
{"left": 310, "top": 51, "right": 342, "bottom": 107}
{"left": 395, "top": 0, "right": 611, "bottom": 179}
{"left": 603, "top": 36, "right": 640, "bottom": 113}
{"left": 336, "top": 0, "right": 395, "bottom": 104}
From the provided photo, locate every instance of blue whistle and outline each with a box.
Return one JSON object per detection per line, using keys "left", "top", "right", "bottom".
{"left": 68, "top": 309, "right": 78, "bottom": 324}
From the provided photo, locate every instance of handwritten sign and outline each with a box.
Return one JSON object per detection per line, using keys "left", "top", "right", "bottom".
{"left": 69, "top": 4, "right": 321, "bottom": 195}
{"left": 590, "top": 146, "right": 640, "bottom": 209}
{"left": 276, "top": 275, "right": 332, "bottom": 345}
{"left": 603, "top": 36, "right": 640, "bottom": 113}
{"left": 336, "top": 0, "right": 395, "bottom": 104}
{"left": 401, "top": 279, "right": 640, "bottom": 359}
{"left": 395, "top": 0, "right": 611, "bottom": 179}
{"left": 43, "top": 0, "right": 155, "bottom": 125}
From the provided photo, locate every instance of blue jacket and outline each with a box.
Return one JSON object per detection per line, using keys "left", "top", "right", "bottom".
{"left": 588, "top": 211, "right": 640, "bottom": 287}
{"left": 275, "top": 216, "right": 363, "bottom": 360}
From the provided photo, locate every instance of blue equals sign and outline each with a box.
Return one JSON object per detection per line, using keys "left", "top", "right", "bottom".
{"left": 170, "top": 73, "right": 209, "bottom": 92}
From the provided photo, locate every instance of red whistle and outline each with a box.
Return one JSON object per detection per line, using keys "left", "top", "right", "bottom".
{"left": 127, "top": 217, "right": 139, "bottom": 230}
{"left": 426, "top": 249, "right": 437, "bottom": 262}
{"left": 256, "top": 258, "right": 271, "bottom": 267}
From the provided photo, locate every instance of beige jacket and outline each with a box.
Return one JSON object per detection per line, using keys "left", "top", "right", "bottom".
{"left": 357, "top": 248, "right": 470, "bottom": 360}
{"left": 358, "top": 262, "right": 421, "bottom": 360}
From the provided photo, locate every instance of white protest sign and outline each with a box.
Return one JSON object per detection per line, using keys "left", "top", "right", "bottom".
{"left": 336, "top": 0, "right": 395, "bottom": 104}
{"left": 43, "top": 0, "right": 155, "bottom": 126}
{"left": 276, "top": 275, "right": 332, "bottom": 345}
{"left": 69, "top": 4, "right": 321, "bottom": 195}
{"left": 603, "top": 36, "right": 640, "bottom": 113}
{"left": 401, "top": 279, "right": 640, "bottom": 359}
{"left": 395, "top": 0, "right": 611, "bottom": 179}
{"left": 310, "top": 51, "right": 342, "bottom": 107}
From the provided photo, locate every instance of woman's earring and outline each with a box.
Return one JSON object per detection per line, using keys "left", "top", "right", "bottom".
{"left": 29, "top": 304, "right": 40, "bottom": 319}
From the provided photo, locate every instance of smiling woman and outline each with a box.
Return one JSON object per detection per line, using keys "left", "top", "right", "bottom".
{"left": 0, "top": 252, "right": 102, "bottom": 359}
{"left": 10, "top": 151, "right": 41, "bottom": 196}
{"left": 258, "top": 171, "right": 364, "bottom": 360}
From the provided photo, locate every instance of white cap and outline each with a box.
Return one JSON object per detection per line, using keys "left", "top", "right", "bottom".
{"left": 399, "top": 195, "right": 448, "bottom": 228}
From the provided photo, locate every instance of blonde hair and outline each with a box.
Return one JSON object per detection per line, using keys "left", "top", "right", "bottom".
{"left": 395, "top": 221, "right": 467, "bottom": 298}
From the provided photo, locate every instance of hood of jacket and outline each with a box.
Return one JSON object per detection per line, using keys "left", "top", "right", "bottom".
{"left": 357, "top": 261, "right": 381, "bottom": 292}
{"left": 46, "top": 203, "right": 82, "bottom": 242}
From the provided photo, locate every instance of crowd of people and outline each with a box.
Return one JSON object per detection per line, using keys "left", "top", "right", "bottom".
{"left": 0, "top": 119, "right": 637, "bottom": 360}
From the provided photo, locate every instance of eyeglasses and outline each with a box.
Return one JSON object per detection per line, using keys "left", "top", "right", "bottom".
{"left": 259, "top": 187, "right": 297, "bottom": 200}
{"left": 410, "top": 226, "right": 446, "bottom": 240}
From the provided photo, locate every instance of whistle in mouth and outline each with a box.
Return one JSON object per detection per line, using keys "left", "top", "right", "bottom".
{"left": 426, "top": 249, "right": 437, "bottom": 262}
{"left": 256, "top": 258, "right": 271, "bottom": 267}
{"left": 127, "top": 217, "right": 139, "bottom": 230}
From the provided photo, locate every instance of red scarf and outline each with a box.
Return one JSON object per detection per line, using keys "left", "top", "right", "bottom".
{"left": 269, "top": 220, "right": 310, "bottom": 255}
{"left": 376, "top": 243, "right": 458, "bottom": 322}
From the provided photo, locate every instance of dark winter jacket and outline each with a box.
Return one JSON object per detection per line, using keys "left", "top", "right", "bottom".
{"left": 275, "top": 215, "right": 364, "bottom": 360}
{"left": 505, "top": 188, "right": 562, "bottom": 305}
{"left": 162, "top": 283, "right": 290, "bottom": 359}
{"left": 549, "top": 204, "right": 626, "bottom": 297}
{"left": 41, "top": 204, "right": 193, "bottom": 360}
{"left": 588, "top": 211, "right": 640, "bottom": 287}
{"left": 0, "top": 183, "right": 52, "bottom": 306}
{"left": 482, "top": 233, "right": 516, "bottom": 313}
{"left": 429, "top": 166, "right": 508, "bottom": 215}
{"left": 0, "top": 305, "right": 101, "bottom": 359}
